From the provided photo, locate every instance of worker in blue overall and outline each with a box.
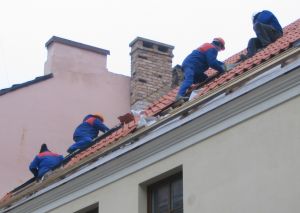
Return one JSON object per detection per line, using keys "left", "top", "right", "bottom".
{"left": 176, "top": 37, "right": 226, "bottom": 100}
{"left": 240, "top": 10, "right": 283, "bottom": 61}
{"left": 67, "top": 113, "right": 110, "bottom": 153}
{"left": 29, "top": 144, "right": 63, "bottom": 180}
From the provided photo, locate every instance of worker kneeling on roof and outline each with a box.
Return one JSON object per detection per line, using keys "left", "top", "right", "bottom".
{"left": 29, "top": 144, "right": 63, "bottom": 180}
{"left": 67, "top": 113, "right": 110, "bottom": 153}
{"left": 239, "top": 10, "right": 283, "bottom": 61}
{"left": 176, "top": 37, "right": 226, "bottom": 101}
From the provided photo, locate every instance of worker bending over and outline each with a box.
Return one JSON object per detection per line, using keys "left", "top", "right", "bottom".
{"left": 176, "top": 37, "right": 226, "bottom": 100}
{"left": 67, "top": 113, "right": 110, "bottom": 153}
{"left": 29, "top": 144, "right": 63, "bottom": 180}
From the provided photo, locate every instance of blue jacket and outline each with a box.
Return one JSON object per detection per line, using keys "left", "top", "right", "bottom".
{"left": 73, "top": 114, "right": 110, "bottom": 139}
{"left": 182, "top": 43, "right": 224, "bottom": 74}
{"left": 253, "top": 10, "right": 283, "bottom": 34}
{"left": 29, "top": 151, "right": 63, "bottom": 178}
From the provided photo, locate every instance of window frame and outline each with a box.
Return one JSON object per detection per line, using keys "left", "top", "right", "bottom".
{"left": 147, "top": 172, "right": 183, "bottom": 213}
{"left": 74, "top": 203, "right": 98, "bottom": 213}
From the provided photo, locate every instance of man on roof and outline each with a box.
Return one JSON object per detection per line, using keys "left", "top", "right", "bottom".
{"left": 29, "top": 144, "right": 63, "bottom": 180}
{"left": 240, "top": 10, "right": 283, "bottom": 61}
{"left": 176, "top": 38, "right": 227, "bottom": 100}
{"left": 67, "top": 113, "right": 110, "bottom": 153}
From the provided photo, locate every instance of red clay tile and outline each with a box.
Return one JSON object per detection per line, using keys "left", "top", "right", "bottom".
{"left": 95, "top": 142, "right": 106, "bottom": 151}
{"left": 121, "top": 124, "right": 129, "bottom": 136}
{"left": 216, "top": 77, "right": 227, "bottom": 85}
{"left": 152, "top": 100, "right": 160, "bottom": 105}
{"left": 128, "top": 120, "right": 136, "bottom": 129}
{"left": 116, "top": 127, "right": 123, "bottom": 136}
{"left": 144, "top": 109, "right": 153, "bottom": 117}
{"left": 208, "top": 81, "right": 218, "bottom": 89}
{"left": 151, "top": 106, "right": 161, "bottom": 113}
{"left": 161, "top": 98, "right": 173, "bottom": 105}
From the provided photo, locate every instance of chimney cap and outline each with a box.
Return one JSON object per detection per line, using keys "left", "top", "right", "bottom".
{"left": 45, "top": 36, "right": 110, "bottom": 56}
{"left": 129, "top": 36, "right": 174, "bottom": 49}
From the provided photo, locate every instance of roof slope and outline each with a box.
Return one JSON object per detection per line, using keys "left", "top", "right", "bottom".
{"left": 0, "top": 74, "right": 53, "bottom": 96}
{"left": 144, "top": 19, "right": 300, "bottom": 117}
{"left": 0, "top": 18, "right": 299, "bottom": 209}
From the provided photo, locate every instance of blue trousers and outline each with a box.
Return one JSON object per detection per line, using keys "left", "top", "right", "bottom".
{"left": 247, "top": 22, "right": 282, "bottom": 57}
{"left": 177, "top": 65, "right": 208, "bottom": 96}
{"left": 68, "top": 135, "right": 93, "bottom": 153}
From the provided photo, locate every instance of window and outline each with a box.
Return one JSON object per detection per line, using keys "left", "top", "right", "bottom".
{"left": 74, "top": 203, "right": 98, "bottom": 213}
{"left": 148, "top": 173, "right": 183, "bottom": 213}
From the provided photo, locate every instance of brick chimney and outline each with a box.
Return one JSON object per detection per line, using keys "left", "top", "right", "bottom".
{"left": 44, "top": 36, "right": 110, "bottom": 75}
{"left": 129, "top": 37, "right": 174, "bottom": 110}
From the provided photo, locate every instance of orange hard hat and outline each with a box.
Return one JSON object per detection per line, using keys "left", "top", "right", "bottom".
{"left": 93, "top": 113, "right": 104, "bottom": 122}
{"left": 213, "top": 37, "right": 225, "bottom": 50}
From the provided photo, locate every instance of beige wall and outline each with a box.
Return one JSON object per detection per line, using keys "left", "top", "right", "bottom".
{"left": 50, "top": 95, "right": 300, "bottom": 213}
{"left": 0, "top": 43, "right": 130, "bottom": 197}
{"left": 44, "top": 42, "right": 108, "bottom": 75}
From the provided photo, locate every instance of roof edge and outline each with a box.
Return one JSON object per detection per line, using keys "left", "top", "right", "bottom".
{"left": 45, "top": 36, "right": 110, "bottom": 56}
{"left": 129, "top": 36, "right": 174, "bottom": 49}
{"left": 0, "top": 73, "right": 53, "bottom": 96}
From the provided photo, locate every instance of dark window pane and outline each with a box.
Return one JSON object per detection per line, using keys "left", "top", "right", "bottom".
{"left": 171, "top": 178, "right": 183, "bottom": 211}
{"left": 172, "top": 207, "right": 183, "bottom": 213}
{"left": 74, "top": 203, "right": 98, "bottom": 213}
{"left": 152, "top": 183, "right": 169, "bottom": 213}
{"left": 86, "top": 207, "right": 98, "bottom": 213}
{"left": 148, "top": 173, "right": 183, "bottom": 213}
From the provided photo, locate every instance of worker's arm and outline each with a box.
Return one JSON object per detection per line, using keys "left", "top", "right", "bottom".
{"left": 29, "top": 156, "right": 39, "bottom": 177}
{"left": 205, "top": 48, "right": 225, "bottom": 73}
{"left": 94, "top": 118, "right": 110, "bottom": 133}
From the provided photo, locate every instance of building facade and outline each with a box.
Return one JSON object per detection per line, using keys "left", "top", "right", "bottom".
{"left": 0, "top": 36, "right": 131, "bottom": 197}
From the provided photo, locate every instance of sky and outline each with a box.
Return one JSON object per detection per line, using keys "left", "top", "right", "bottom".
{"left": 0, "top": 0, "right": 299, "bottom": 89}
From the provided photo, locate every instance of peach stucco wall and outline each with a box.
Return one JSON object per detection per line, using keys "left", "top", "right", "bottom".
{"left": 0, "top": 41, "right": 130, "bottom": 197}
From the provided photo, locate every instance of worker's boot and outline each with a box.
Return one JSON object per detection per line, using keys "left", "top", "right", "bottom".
{"left": 175, "top": 94, "right": 189, "bottom": 102}
{"left": 67, "top": 147, "right": 75, "bottom": 154}
{"left": 237, "top": 54, "right": 248, "bottom": 62}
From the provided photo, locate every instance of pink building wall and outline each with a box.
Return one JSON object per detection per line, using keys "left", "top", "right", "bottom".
{"left": 0, "top": 37, "right": 130, "bottom": 196}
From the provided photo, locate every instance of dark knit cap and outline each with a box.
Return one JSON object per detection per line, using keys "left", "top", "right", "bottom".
{"left": 39, "top": 143, "right": 49, "bottom": 153}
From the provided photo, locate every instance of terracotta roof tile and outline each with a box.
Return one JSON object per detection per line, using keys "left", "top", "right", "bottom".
{"left": 216, "top": 76, "right": 227, "bottom": 85}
